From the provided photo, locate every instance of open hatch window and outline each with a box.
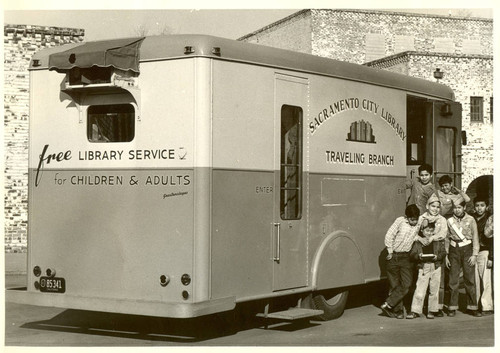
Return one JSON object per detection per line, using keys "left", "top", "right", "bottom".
{"left": 87, "top": 104, "right": 135, "bottom": 143}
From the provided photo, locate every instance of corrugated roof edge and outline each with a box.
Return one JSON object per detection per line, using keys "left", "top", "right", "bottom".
{"left": 30, "top": 34, "right": 455, "bottom": 101}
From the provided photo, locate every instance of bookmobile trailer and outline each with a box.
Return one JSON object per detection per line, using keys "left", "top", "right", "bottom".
{"left": 7, "top": 34, "right": 462, "bottom": 323}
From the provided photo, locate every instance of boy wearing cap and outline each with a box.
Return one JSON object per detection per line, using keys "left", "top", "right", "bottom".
{"left": 407, "top": 220, "right": 446, "bottom": 319}
{"left": 446, "top": 197, "right": 481, "bottom": 317}
{"left": 419, "top": 193, "right": 448, "bottom": 316}
{"left": 421, "top": 194, "right": 448, "bottom": 242}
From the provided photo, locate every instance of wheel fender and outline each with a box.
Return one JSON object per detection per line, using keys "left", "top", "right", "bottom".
{"left": 311, "top": 230, "right": 365, "bottom": 291}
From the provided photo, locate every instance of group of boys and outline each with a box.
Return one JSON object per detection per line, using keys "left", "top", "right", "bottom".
{"left": 381, "top": 163, "right": 493, "bottom": 319}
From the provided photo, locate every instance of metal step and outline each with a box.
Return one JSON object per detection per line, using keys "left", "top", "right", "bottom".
{"left": 256, "top": 308, "right": 324, "bottom": 321}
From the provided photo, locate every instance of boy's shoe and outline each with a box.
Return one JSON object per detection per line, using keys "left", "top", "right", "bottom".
{"left": 434, "top": 309, "right": 444, "bottom": 317}
{"left": 482, "top": 310, "right": 494, "bottom": 316}
{"left": 406, "top": 312, "right": 420, "bottom": 319}
{"left": 468, "top": 310, "right": 482, "bottom": 317}
{"left": 447, "top": 310, "right": 456, "bottom": 317}
{"left": 395, "top": 311, "right": 405, "bottom": 319}
{"left": 426, "top": 312, "right": 435, "bottom": 319}
{"left": 381, "top": 302, "right": 395, "bottom": 318}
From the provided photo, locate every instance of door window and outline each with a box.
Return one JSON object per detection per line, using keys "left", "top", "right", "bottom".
{"left": 435, "top": 126, "right": 456, "bottom": 182}
{"left": 280, "top": 105, "right": 302, "bottom": 220}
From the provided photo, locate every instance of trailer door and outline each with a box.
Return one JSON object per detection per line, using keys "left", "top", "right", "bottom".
{"left": 273, "top": 74, "right": 309, "bottom": 291}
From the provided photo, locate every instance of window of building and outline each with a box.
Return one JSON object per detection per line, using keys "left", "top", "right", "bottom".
{"left": 394, "top": 35, "right": 415, "bottom": 53}
{"left": 87, "top": 104, "right": 135, "bottom": 142}
{"left": 490, "top": 97, "right": 493, "bottom": 123}
{"left": 280, "top": 105, "right": 302, "bottom": 220}
{"left": 365, "top": 33, "right": 385, "bottom": 62}
{"left": 462, "top": 39, "right": 482, "bottom": 55}
{"left": 470, "top": 97, "right": 484, "bottom": 123}
{"left": 433, "top": 37, "right": 455, "bottom": 53}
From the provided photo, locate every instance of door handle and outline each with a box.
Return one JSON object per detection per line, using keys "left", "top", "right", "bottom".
{"left": 273, "top": 222, "right": 281, "bottom": 262}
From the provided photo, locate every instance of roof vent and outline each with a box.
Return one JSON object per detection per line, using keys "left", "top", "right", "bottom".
{"left": 212, "top": 47, "right": 221, "bottom": 56}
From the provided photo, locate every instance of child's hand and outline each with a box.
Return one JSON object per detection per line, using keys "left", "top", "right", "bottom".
{"left": 432, "top": 254, "right": 437, "bottom": 261}
{"left": 418, "top": 237, "right": 431, "bottom": 246}
{"left": 487, "top": 260, "right": 493, "bottom": 269}
{"left": 446, "top": 255, "right": 451, "bottom": 268}
{"left": 386, "top": 253, "right": 393, "bottom": 260}
{"left": 467, "top": 255, "right": 477, "bottom": 266}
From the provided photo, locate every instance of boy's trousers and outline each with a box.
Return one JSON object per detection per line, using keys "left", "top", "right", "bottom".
{"left": 411, "top": 262, "right": 441, "bottom": 314}
{"left": 449, "top": 243, "right": 478, "bottom": 311}
{"left": 475, "top": 250, "right": 493, "bottom": 311}
{"left": 386, "top": 252, "right": 414, "bottom": 313}
{"left": 438, "top": 265, "right": 446, "bottom": 310}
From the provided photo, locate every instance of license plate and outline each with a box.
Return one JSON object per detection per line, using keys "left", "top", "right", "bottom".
{"left": 39, "top": 277, "right": 66, "bottom": 293}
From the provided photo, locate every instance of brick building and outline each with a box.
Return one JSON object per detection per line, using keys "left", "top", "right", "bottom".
{"left": 239, "top": 9, "right": 493, "bottom": 192}
{"left": 4, "top": 25, "right": 84, "bottom": 252}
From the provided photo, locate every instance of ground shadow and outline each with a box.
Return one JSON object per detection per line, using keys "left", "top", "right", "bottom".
{"left": 344, "top": 281, "right": 388, "bottom": 310}
{"left": 20, "top": 309, "right": 251, "bottom": 343}
{"left": 19, "top": 305, "right": 323, "bottom": 343}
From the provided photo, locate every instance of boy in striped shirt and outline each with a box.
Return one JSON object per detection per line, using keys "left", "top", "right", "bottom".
{"left": 381, "top": 204, "right": 421, "bottom": 318}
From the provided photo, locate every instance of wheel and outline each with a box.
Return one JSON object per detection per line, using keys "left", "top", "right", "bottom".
{"left": 312, "top": 290, "right": 349, "bottom": 320}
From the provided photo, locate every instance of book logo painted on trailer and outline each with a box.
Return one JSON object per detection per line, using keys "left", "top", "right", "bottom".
{"left": 347, "top": 120, "right": 376, "bottom": 144}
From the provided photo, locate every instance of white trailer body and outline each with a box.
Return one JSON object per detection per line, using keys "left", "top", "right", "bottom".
{"left": 7, "top": 35, "right": 461, "bottom": 320}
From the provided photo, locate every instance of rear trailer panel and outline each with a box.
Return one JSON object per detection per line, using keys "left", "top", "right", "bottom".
{"left": 19, "top": 56, "right": 231, "bottom": 317}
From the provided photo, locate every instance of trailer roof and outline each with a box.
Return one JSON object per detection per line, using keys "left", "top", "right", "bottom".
{"left": 31, "top": 34, "right": 455, "bottom": 101}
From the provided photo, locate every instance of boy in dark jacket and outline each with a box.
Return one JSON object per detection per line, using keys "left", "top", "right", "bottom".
{"left": 407, "top": 220, "right": 446, "bottom": 319}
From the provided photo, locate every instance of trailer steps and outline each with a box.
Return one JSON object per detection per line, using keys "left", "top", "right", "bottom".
{"left": 256, "top": 307, "right": 323, "bottom": 321}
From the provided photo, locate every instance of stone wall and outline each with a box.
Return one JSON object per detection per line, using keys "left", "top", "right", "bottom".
{"left": 239, "top": 10, "right": 312, "bottom": 54}
{"left": 311, "top": 9, "right": 493, "bottom": 63}
{"left": 240, "top": 10, "right": 493, "bottom": 62}
{"left": 4, "top": 24, "right": 84, "bottom": 252}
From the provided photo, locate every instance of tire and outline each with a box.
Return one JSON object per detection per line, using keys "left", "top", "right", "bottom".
{"left": 312, "top": 290, "right": 349, "bottom": 321}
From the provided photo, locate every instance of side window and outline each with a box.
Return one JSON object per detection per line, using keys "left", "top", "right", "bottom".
{"left": 470, "top": 96, "right": 484, "bottom": 123}
{"left": 435, "top": 126, "right": 457, "bottom": 185}
{"left": 87, "top": 104, "right": 135, "bottom": 142}
{"left": 280, "top": 105, "right": 302, "bottom": 220}
{"left": 435, "top": 127, "right": 456, "bottom": 176}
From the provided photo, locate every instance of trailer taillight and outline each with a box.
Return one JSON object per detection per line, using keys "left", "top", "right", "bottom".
{"left": 181, "top": 274, "right": 191, "bottom": 286}
{"left": 33, "top": 266, "right": 41, "bottom": 277}
{"left": 159, "top": 275, "right": 170, "bottom": 287}
{"left": 46, "top": 268, "right": 56, "bottom": 278}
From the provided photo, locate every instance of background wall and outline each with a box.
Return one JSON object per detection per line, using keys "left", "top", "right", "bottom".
{"left": 4, "top": 24, "right": 84, "bottom": 252}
